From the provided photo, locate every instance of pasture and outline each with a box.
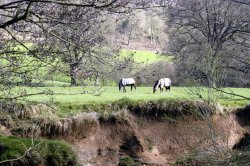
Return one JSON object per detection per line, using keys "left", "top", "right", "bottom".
{"left": 120, "top": 49, "right": 174, "bottom": 64}
{"left": 18, "top": 86, "right": 250, "bottom": 117}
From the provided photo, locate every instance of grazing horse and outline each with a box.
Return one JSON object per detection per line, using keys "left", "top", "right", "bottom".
{"left": 119, "top": 78, "right": 136, "bottom": 93}
{"left": 153, "top": 78, "right": 171, "bottom": 93}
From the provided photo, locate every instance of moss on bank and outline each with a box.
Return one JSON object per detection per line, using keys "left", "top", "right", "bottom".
{"left": 0, "top": 136, "right": 78, "bottom": 166}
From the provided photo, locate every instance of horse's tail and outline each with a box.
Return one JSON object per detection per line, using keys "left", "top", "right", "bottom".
{"left": 133, "top": 80, "right": 136, "bottom": 90}
{"left": 153, "top": 79, "right": 159, "bottom": 93}
{"left": 118, "top": 79, "right": 122, "bottom": 91}
{"left": 169, "top": 79, "right": 172, "bottom": 91}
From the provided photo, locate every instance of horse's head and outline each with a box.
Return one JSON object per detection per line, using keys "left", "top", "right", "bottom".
{"left": 153, "top": 88, "right": 156, "bottom": 93}
{"left": 118, "top": 79, "right": 122, "bottom": 91}
{"left": 153, "top": 79, "right": 159, "bottom": 93}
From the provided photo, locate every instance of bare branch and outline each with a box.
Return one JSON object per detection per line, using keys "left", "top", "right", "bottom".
{"left": 213, "top": 87, "right": 250, "bottom": 100}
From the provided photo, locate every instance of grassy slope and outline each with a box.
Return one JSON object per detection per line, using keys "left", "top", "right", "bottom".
{"left": 120, "top": 49, "right": 173, "bottom": 64}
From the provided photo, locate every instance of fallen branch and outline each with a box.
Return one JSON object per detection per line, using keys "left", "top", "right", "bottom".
{"left": 0, "top": 91, "right": 52, "bottom": 101}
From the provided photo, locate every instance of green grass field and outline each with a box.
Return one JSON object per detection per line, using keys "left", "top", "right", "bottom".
{"left": 2, "top": 45, "right": 249, "bottom": 115}
{"left": 22, "top": 86, "right": 249, "bottom": 107}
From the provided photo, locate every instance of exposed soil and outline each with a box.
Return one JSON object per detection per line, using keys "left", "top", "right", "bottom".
{"left": 68, "top": 104, "right": 250, "bottom": 166}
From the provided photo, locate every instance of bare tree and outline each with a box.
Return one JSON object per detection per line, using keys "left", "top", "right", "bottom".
{"left": 232, "top": 0, "right": 250, "bottom": 5}
{"left": 0, "top": 0, "right": 142, "bottom": 28}
{"left": 38, "top": 6, "right": 105, "bottom": 85}
{"left": 169, "top": 0, "right": 250, "bottom": 88}
{"left": 168, "top": 0, "right": 250, "bottom": 163}
{"left": 0, "top": 0, "right": 152, "bottom": 93}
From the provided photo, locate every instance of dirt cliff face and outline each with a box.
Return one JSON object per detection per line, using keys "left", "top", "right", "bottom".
{"left": 69, "top": 106, "right": 248, "bottom": 166}
{"left": 3, "top": 102, "right": 250, "bottom": 165}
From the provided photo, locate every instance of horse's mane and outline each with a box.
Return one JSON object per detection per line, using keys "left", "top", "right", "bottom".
{"left": 153, "top": 79, "right": 160, "bottom": 90}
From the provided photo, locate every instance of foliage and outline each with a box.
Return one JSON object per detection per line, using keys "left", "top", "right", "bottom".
{"left": 135, "top": 61, "right": 176, "bottom": 86}
{"left": 0, "top": 48, "right": 170, "bottom": 88}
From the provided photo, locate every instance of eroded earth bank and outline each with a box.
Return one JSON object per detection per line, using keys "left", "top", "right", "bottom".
{"left": 1, "top": 100, "right": 250, "bottom": 165}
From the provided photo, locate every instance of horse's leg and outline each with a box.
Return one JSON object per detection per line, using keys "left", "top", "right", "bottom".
{"left": 131, "top": 85, "right": 133, "bottom": 91}
{"left": 123, "top": 86, "right": 126, "bottom": 93}
{"left": 166, "top": 86, "right": 170, "bottom": 92}
{"left": 165, "top": 86, "right": 168, "bottom": 92}
{"left": 132, "top": 84, "right": 136, "bottom": 91}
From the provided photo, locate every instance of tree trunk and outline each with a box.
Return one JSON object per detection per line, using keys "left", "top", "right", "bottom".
{"left": 70, "top": 64, "right": 77, "bottom": 86}
{"left": 94, "top": 72, "right": 99, "bottom": 86}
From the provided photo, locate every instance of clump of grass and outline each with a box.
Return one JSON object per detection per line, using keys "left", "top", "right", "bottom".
{"left": 57, "top": 97, "right": 139, "bottom": 117}
{"left": 118, "top": 156, "right": 141, "bottom": 166}
{"left": 145, "top": 138, "right": 153, "bottom": 152}
{"left": 41, "top": 140, "right": 77, "bottom": 166}
{"left": 0, "top": 135, "right": 78, "bottom": 166}
{"left": 111, "top": 97, "right": 139, "bottom": 109}
{"left": 66, "top": 98, "right": 213, "bottom": 120}
{"left": 217, "top": 151, "right": 250, "bottom": 166}
{"left": 175, "top": 150, "right": 206, "bottom": 166}
{"left": 0, "top": 101, "right": 26, "bottom": 119}
{"left": 176, "top": 149, "right": 250, "bottom": 166}
{"left": 128, "top": 99, "right": 205, "bottom": 120}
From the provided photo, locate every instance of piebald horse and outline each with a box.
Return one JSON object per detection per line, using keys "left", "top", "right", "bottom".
{"left": 119, "top": 78, "right": 136, "bottom": 93}
{"left": 153, "top": 78, "right": 171, "bottom": 93}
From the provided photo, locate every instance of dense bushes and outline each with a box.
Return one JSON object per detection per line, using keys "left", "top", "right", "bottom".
{"left": 135, "top": 61, "right": 177, "bottom": 86}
